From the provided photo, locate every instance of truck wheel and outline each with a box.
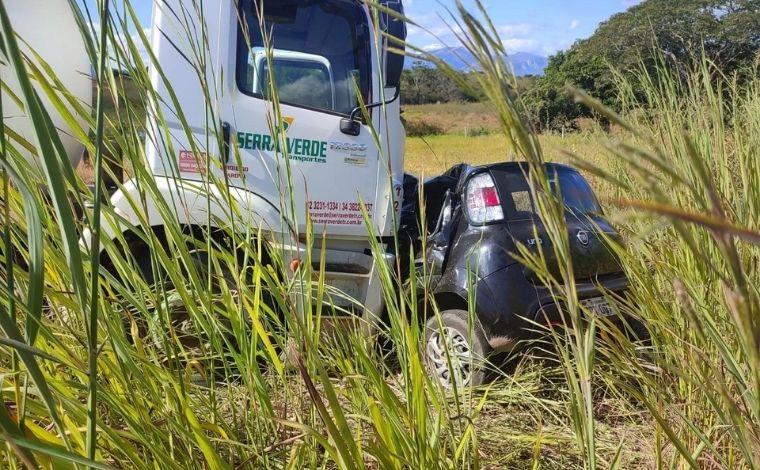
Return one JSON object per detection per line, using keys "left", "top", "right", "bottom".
{"left": 132, "top": 246, "right": 234, "bottom": 353}
{"left": 423, "top": 310, "right": 491, "bottom": 387}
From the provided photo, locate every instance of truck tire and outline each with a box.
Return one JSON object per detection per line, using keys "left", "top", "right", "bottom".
{"left": 128, "top": 237, "right": 286, "bottom": 369}
{"left": 132, "top": 245, "right": 235, "bottom": 354}
{"left": 423, "top": 309, "right": 492, "bottom": 387}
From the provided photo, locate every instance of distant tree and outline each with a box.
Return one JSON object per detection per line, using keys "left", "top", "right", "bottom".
{"left": 514, "top": 75, "right": 539, "bottom": 95}
{"left": 577, "top": 0, "right": 760, "bottom": 77}
{"left": 400, "top": 61, "right": 475, "bottom": 104}
{"left": 523, "top": 0, "right": 760, "bottom": 131}
{"left": 523, "top": 51, "right": 614, "bottom": 131}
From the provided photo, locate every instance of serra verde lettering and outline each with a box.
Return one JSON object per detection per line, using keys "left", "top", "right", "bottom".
{"left": 237, "top": 131, "right": 328, "bottom": 164}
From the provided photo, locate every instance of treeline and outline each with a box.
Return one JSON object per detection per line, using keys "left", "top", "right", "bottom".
{"left": 400, "top": 61, "right": 537, "bottom": 105}
{"left": 400, "top": 62, "right": 478, "bottom": 104}
{"left": 403, "top": 0, "right": 760, "bottom": 133}
{"left": 525, "top": 0, "right": 760, "bottom": 131}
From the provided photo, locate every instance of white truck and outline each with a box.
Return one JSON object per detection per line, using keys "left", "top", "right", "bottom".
{"left": 3, "top": 0, "right": 408, "bottom": 323}
{"left": 1, "top": 0, "right": 92, "bottom": 170}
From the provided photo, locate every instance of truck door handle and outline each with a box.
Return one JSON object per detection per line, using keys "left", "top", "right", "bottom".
{"left": 221, "top": 121, "right": 231, "bottom": 163}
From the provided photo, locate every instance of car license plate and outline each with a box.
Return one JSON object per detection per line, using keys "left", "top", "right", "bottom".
{"left": 581, "top": 296, "right": 615, "bottom": 317}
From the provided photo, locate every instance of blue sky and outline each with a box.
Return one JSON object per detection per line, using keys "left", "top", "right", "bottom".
{"left": 404, "top": 0, "right": 643, "bottom": 55}
{"left": 83, "top": 0, "right": 642, "bottom": 58}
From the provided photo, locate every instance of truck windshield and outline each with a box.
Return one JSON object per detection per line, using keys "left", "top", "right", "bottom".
{"left": 237, "top": 0, "right": 371, "bottom": 116}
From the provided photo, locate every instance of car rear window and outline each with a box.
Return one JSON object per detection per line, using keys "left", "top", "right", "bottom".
{"left": 492, "top": 166, "right": 602, "bottom": 219}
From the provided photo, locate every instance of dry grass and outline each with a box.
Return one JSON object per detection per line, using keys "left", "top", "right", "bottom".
{"left": 69, "top": 106, "right": 656, "bottom": 468}
{"left": 404, "top": 129, "right": 614, "bottom": 176}
{"left": 4, "top": 0, "right": 760, "bottom": 465}
{"left": 402, "top": 102, "right": 501, "bottom": 135}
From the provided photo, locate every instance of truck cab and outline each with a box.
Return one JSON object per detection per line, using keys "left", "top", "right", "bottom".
{"left": 100, "top": 0, "right": 407, "bottom": 319}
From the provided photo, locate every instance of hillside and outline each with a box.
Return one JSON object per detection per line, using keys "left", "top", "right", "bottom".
{"left": 410, "top": 46, "right": 548, "bottom": 76}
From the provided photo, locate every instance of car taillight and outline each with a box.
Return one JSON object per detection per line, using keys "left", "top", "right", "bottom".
{"left": 466, "top": 173, "right": 504, "bottom": 223}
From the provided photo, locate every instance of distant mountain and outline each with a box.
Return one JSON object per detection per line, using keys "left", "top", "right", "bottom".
{"left": 407, "top": 46, "right": 548, "bottom": 76}
{"left": 506, "top": 52, "right": 549, "bottom": 76}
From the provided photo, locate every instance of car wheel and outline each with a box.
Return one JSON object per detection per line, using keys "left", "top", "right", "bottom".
{"left": 423, "top": 309, "right": 491, "bottom": 387}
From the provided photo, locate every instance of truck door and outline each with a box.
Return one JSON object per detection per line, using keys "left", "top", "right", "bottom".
{"left": 218, "top": 0, "right": 383, "bottom": 238}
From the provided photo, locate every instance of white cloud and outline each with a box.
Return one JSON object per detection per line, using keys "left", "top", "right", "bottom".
{"left": 129, "top": 28, "right": 151, "bottom": 64}
{"left": 404, "top": 13, "right": 464, "bottom": 49}
{"left": 540, "top": 38, "right": 574, "bottom": 56}
{"left": 498, "top": 23, "right": 533, "bottom": 36}
{"left": 87, "top": 20, "right": 150, "bottom": 68}
{"left": 406, "top": 24, "right": 422, "bottom": 37}
{"left": 405, "top": 11, "right": 439, "bottom": 26}
{"left": 421, "top": 43, "right": 445, "bottom": 51}
{"left": 501, "top": 38, "right": 540, "bottom": 54}
{"left": 405, "top": 9, "right": 542, "bottom": 55}
{"left": 569, "top": 19, "right": 580, "bottom": 30}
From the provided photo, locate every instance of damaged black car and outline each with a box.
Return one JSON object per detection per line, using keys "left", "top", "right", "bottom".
{"left": 400, "top": 162, "right": 642, "bottom": 387}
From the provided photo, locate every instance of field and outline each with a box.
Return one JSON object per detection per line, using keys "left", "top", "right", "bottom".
{"left": 3, "top": 2, "right": 760, "bottom": 469}
{"left": 404, "top": 128, "right": 608, "bottom": 175}
{"left": 402, "top": 102, "right": 501, "bottom": 137}
{"left": 49, "top": 93, "right": 760, "bottom": 468}
{"left": 403, "top": 107, "right": 620, "bottom": 213}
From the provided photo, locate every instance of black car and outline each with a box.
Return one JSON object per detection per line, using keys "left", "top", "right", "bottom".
{"left": 401, "top": 162, "right": 631, "bottom": 387}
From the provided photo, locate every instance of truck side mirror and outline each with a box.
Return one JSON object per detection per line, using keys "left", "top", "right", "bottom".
{"left": 339, "top": 2, "right": 406, "bottom": 136}
{"left": 340, "top": 86, "right": 400, "bottom": 136}
{"left": 340, "top": 118, "right": 361, "bottom": 136}
{"left": 381, "top": 1, "right": 406, "bottom": 88}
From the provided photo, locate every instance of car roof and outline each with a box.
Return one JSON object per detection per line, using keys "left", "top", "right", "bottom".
{"left": 452, "top": 161, "right": 579, "bottom": 193}
{"left": 420, "top": 161, "right": 582, "bottom": 196}
{"left": 475, "top": 161, "right": 577, "bottom": 173}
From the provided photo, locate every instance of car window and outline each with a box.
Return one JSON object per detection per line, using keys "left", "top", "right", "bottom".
{"left": 548, "top": 170, "right": 602, "bottom": 216}
{"left": 511, "top": 190, "right": 533, "bottom": 213}
{"left": 493, "top": 167, "right": 602, "bottom": 219}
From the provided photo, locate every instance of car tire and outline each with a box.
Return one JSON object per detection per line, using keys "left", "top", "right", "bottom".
{"left": 423, "top": 309, "right": 492, "bottom": 387}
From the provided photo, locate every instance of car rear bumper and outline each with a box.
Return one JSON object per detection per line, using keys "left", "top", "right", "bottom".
{"left": 473, "top": 263, "right": 629, "bottom": 341}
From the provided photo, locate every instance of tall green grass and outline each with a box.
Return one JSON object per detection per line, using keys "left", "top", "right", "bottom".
{"left": 0, "top": 0, "right": 759, "bottom": 468}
